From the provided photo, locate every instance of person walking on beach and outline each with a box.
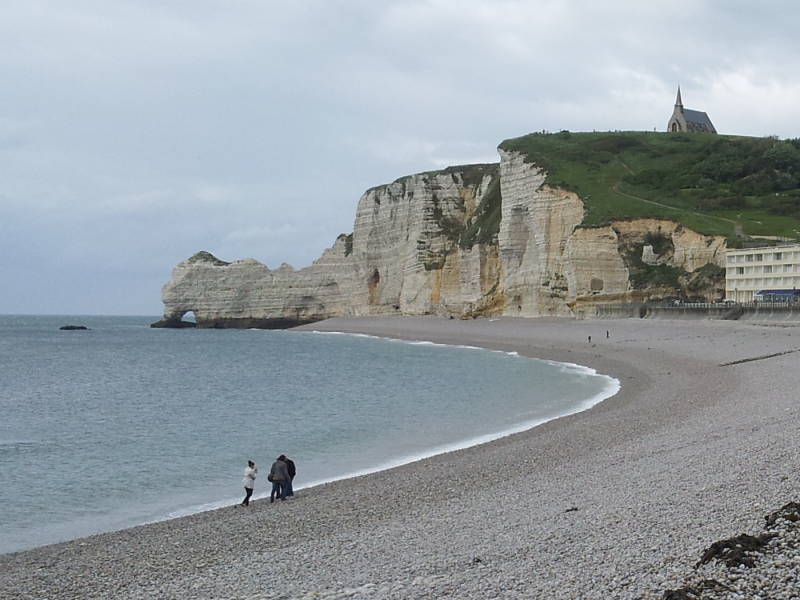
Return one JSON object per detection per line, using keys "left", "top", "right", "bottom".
{"left": 283, "top": 456, "right": 296, "bottom": 497}
{"left": 241, "top": 460, "right": 257, "bottom": 506}
{"left": 269, "top": 455, "right": 289, "bottom": 503}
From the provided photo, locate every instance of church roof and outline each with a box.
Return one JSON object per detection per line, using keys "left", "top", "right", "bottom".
{"left": 682, "top": 108, "right": 715, "bottom": 130}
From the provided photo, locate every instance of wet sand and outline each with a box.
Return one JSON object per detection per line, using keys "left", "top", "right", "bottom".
{"left": 2, "top": 316, "right": 799, "bottom": 599}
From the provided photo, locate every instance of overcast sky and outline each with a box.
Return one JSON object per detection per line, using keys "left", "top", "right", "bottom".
{"left": 2, "top": 1, "right": 800, "bottom": 315}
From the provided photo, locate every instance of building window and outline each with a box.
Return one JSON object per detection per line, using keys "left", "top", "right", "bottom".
{"left": 775, "top": 252, "right": 783, "bottom": 260}
{"left": 764, "top": 265, "right": 772, "bottom": 274}
{"left": 756, "top": 254, "right": 763, "bottom": 262}
{"left": 746, "top": 255, "right": 753, "bottom": 262}
{"left": 737, "top": 267, "right": 744, "bottom": 274}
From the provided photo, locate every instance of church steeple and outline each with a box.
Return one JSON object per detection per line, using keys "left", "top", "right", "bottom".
{"left": 667, "top": 86, "right": 716, "bottom": 134}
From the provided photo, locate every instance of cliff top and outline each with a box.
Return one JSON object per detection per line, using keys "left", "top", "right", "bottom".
{"left": 500, "top": 131, "right": 800, "bottom": 242}
{"left": 187, "top": 251, "right": 230, "bottom": 266}
{"left": 365, "top": 163, "right": 499, "bottom": 194}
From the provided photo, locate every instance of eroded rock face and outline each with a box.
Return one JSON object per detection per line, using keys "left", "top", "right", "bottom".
{"left": 497, "top": 150, "right": 585, "bottom": 317}
{"left": 155, "top": 153, "right": 727, "bottom": 328}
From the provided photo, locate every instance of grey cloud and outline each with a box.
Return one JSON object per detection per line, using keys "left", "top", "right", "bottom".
{"left": 2, "top": 1, "right": 799, "bottom": 314}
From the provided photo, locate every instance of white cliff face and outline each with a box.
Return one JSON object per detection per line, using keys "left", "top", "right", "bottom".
{"left": 564, "top": 226, "right": 630, "bottom": 301}
{"left": 158, "top": 166, "right": 504, "bottom": 326}
{"left": 159, "top": 240, "right": 356, "bottom": 327}
{"left": 347, "top": 167, "right": 502, "bottom": 316}
{"left": 497, "top": 150, "right": 586, "bottom": 316}
{"left": 156, "top": 153, "right": 727, "bottom": 327}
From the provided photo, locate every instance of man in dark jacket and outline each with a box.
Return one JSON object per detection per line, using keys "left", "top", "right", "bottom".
{"left": 284, "top": 456, "right": 296, "bottom": 497}
{"left": 269, "top": 456, "right": 289, "bottom": 502}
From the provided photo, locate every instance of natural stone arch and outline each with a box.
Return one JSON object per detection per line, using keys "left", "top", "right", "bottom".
{"left": 150, "top": 309, "right": 197, "bottom": 328}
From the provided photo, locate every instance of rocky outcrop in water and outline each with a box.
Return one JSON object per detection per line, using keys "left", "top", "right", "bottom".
{"left": 154, "top": 152, "right": 727, "bottom": 328}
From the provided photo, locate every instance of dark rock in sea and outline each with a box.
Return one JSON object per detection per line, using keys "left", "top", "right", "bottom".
{"left": 59, "top": 325, "right": 89, "bottom": 330}
{"left": 150, "top": 318, "right": 197, "bottom": 329}
{"left": 150, "top": 316, "right": 318, "bottom": 329}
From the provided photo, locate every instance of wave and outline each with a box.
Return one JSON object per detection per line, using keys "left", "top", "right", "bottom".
{"left": 296, "top": 375, "right": 619, "bottom": 492}
{"left": 309, "top": 330, "right": 524, "bottom": 359}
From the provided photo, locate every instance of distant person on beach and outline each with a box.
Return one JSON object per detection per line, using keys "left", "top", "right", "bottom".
{"left": 588, "top": 335, "right": 592, "bottom": 343}
{"left": 241, "top": 460, "right": 257, "bottom": 506}
{"left": 284, "top": 456, "right": 296, "bottom": 497}
{"left": 269, "top": 455, "right": 289, "bottom": 502}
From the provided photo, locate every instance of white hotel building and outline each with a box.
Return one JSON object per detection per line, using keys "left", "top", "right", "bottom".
{"left": 725, "top": 244, "right": 800, "bottom": 303}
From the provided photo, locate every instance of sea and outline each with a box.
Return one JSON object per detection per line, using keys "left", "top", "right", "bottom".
{"left": 0, "top": 315, "right": 619, "bottom": 554}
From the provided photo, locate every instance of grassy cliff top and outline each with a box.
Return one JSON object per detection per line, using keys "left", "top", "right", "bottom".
{"left": 500, "top": 131, "right": 800, "bottom": 241}
{"left": 366, "top": 163, "right": 498, "bottom": 195}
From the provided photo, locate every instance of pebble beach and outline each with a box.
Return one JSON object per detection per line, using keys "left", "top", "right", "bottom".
{"left": 2, "top": 316, "right": 799, "bottom": 599}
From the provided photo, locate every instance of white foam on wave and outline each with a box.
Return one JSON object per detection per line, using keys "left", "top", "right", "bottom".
{"left": 544, "top": 359, "right": 603, "bottom": 377}
{"left": 308, "top": 330, "right": 523, "bottom": 358}
{"left": 297, "top": 374, "right": 620, "bottom": 492}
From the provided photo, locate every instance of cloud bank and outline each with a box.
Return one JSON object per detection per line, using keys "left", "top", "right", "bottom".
{"left": 2, "top": 0, "right": 799, "bottom": 314}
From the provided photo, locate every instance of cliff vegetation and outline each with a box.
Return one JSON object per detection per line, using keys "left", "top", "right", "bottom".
{"left": 500, "top": 131, "right": 800, "bottom": 242}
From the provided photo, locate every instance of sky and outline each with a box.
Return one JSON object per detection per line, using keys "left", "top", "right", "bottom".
{"left": 2, "top": 0, "right": 800, "bottom": 315}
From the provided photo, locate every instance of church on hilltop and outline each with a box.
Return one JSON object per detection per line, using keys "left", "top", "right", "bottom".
{"left": 666, "top": 87, "right": 717, "bottom": 133}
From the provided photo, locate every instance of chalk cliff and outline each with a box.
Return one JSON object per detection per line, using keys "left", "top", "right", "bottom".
{"left": 153, "top": 152, "right": 727, "bottom": 328}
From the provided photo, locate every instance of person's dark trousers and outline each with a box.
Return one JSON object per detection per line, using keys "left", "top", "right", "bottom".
{"left": 284, "top": 477, "right": 294, "bottom": 497}
{"left": 271, "top": 481, "right": 285, "bottom": 502}
{"left": 242, "top": 487, "right": 254, "bottom": 506}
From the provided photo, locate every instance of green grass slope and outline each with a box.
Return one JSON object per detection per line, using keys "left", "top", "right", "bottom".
{"left": 500, "top": 131, "right": 800, "bottom": 242}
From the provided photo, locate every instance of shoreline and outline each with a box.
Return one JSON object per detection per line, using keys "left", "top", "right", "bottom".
{"left": 3, "top": 316, "right": 800, "bottom": 599}
{"left": 1, "top": 326, "right": 619, "bottom": 556}
{"left": 287, "top": 328, "right": 620, "bottom": 493}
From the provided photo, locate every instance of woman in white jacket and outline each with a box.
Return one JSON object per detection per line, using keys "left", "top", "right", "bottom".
{"left": 241, "top": 460, "right": 257, "bottom": 506}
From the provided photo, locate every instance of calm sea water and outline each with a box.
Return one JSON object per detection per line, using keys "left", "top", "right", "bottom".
{"left": 0, "top": 315, "right": 618, "bottom": 554}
